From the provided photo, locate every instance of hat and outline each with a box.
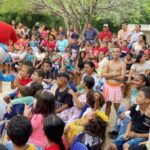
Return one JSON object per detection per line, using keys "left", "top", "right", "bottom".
{"left": 103, "top": 24, "right": 109, "bottom": 27}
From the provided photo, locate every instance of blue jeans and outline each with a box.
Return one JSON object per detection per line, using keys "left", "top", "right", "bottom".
{"left": 113, "top": 106, "right": 130, "bottom": 137}
{"left": 113, "top": 135, "right": 147, "bottom": 150}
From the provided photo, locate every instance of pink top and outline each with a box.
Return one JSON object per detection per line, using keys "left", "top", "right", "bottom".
{"left": 29, "top": 114, "right": 48, "bottom": 147}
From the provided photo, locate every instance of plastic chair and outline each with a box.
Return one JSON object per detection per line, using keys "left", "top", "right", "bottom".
{"left": 71, "top": 132, "right": 85, "bottom": 150}
{"left": 72, "top": 142, "right": 88, "bottom": 150}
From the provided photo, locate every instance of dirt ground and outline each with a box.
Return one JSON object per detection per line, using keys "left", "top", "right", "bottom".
{"left": 0, "top": 82, "right": 127, "bottom": 150}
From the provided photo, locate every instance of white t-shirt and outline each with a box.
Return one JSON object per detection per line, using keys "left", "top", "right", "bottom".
{"left": 35, "top": 52, "right": 45, "bottom": 61}
{"left": 131, "top": 61, "right": 150, "bottom": 76}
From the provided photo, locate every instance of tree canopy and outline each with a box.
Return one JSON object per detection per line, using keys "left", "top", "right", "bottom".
{"left": 0, "top": 0, "right": 149, "bottom": 31}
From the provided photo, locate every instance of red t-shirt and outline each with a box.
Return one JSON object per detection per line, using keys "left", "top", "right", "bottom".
{"left": 121, "top": 46, "right": 129, "bottom": 53}
{"left": 0, "top": 21, "right": 17, "bottom": 45}
{"left": 48, "top": 40, "right": 56, "bottom": 50}
{"left": 99, "top": 47, "right": 109, "bottom": 54}
{"left": 92, "top": 46, "right": 100, "bottom": 57}
{"left": 99, "top": 31, "right": 112, "bottom": 41}
{"left": 45, "top": 143, "right": 60, "bottom": 150}
{"left": 18, "top": 77, "right": 32, "bottom": 86}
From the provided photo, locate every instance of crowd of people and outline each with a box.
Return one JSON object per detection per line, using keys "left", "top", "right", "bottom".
{"left": 0, "top": 20, "right": 150, "bottom": 150}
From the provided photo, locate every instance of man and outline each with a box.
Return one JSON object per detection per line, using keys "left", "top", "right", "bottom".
{"left": 83, "top": 23, "right": 99, "bottom": 44}
{"left": 102, "top": 47, "right": 126, "bottom": 117}
{"left": 118, "top": 23, "right": 132, "bottom": 46}
{"left": 99, "top": 24, "right": 112, "bottom": 42}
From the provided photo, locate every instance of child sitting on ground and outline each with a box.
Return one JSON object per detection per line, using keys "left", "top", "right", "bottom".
{"left": 43, "top": 60, "right": 54, "bottom": 85}
{"left": 24, "top": 90, "right": 55, "bottom": 149}
{"left": 110, "top": 86, "right": 150, "bottom": 150}
{"left": 31, "top": 69, "right": 48, "bottom": 89}
{"left": 64, "top": 90, "right": 106, "bottom": 145}
{"left": 66, "top": 75, "right": 95, "bottom": 124}
{"left": 43, "top": 114, "right": 65, "bottom": 150}
{"left": 55, "top": 72, "right": 73, "bottom": 120}
{"left": 5, "top": 115, "right": 36, "bottom": 150}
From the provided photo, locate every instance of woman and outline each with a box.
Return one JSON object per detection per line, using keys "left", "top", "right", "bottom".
{"left": 132, "top": 34, "right": 146, "bottom": 56}
{"left": 127, "top": 52, "right": 149, "bottom": 83}
{"left": 48, "top": 34, "right": 56, "bottom": 50}
{"left": 73, "top": 51, "right": 87, "bottom": 85}
{"left": 82, "top": 61, "right": 100, "bottom": 92}
{"left": 97, "top": 51, "right": 108, "bottom": 77}
{"left": 33, "top": 46, "right": 45, "bottom": 69}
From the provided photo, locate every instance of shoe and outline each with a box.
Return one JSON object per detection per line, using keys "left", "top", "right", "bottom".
{"left": 108, "top": 131, "right": 118, "bottom": 139}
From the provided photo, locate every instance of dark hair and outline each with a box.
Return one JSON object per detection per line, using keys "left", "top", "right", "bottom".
{"left": 44, "top": 60, "right": 52, "bottom": 67}
{"left": 84, "top": 115, "right": 107, "bottom": 148}
{"left": 23, "top": 60, "right": 33, "bottom": 68}
{"left": 83, "top": 75, "right": 95, "bottom": 89}
{"left": 139, "top": 34, "right": 146, "bottom": 42}
{"left": 84, "top": 61, "right": 96, "bottom": 72}
{"left": 34, "top": 90, "right": 55, "bottom": 116}
{"left": 49, "top": 34, "right": 56, "bottom": 39}
{"left": 86, "top": 90, "right": 105, "bottom": 109}
{"left": 43, "top": 115, "right": 65, "bottom": 150}
{"left": 34, "top": 69, "right": 45, "bottom": 79}
{"left": 20, "top": 86, "right": 32, "bottom": 97}
{"left": 7, "top": 115, "right": 32, "bottom": 146}
{"left": 0, "top": 144, "right": 8, "bottom": 150}
{"left": 137, "top": 74, "right": 149, "bottom": 86}
{"left": 57, "top": 72, "right": 70, "bottom": 81}
{"left": 30, "top": 82, "right": 43, "bottom": 97}
{"left": 23, "top": 66, "right": 33, "bottom": 77}
{"left": 135, "top": 52, "right": 144, "bottom": 63}
{"left": 38, "top": 46, "right": 45, "bottom": 53}
{"left": 140, "top": 86, "right": 150, "bottom": 99}
{"left": 126, "top": 52, "right": 133, "bottom": 58}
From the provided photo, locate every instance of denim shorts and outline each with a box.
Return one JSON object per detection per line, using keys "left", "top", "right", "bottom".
{"left": 113, "top": 135, "right": 147, "bottom": 150}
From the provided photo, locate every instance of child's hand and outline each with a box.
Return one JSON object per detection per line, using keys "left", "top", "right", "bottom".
{"left": 7, "top": 104, "right": 12, "bottom": 113}
{"left": 128, "top": 131, "right": 137, "bottom": 138}
{"left": 124, "top": 132, "right": 130, "bottom": 140}
{"left": 120, "top": 112, "right": 126, "bottom": 120}
{"left": 24, "top": 105, "right": 32, "bottom": 119}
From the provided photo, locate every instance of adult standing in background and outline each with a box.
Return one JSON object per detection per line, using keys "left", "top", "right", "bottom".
{"left": 99, "top": 24, "right": 112, "bottom": 42}
{"left": 118, "top": 23, "right": 132, "bottom": 46}
{"left": 82, "top": 22, "right": 99, "bottom": 44}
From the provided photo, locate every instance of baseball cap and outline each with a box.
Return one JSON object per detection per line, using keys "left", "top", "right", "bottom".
{"left": 103, "top": 24, "right": 109, "bottom": 27}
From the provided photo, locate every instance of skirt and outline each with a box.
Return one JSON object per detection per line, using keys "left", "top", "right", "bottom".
{"left": 103, "top": 82, "right": 122, "bottom": 103}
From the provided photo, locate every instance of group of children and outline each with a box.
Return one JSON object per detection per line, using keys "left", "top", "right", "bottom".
{"left": 0, "top": 22, "right": 150, "bottom": 150}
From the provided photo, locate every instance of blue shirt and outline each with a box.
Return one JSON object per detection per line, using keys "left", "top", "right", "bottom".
{"left": 56, "top": 39, "right": 69, "bottom": 52}
{"left": 26, "top": 53, "right": 34, "bottom": 62}
{"left": 84, "top": 28, "right": 98, "bottom": 41}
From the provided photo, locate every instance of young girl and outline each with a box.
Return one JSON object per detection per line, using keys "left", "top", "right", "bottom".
{"left": 64, "top": 109, "right": 108, "bottom": 149}
{"left": 43, "top": 115, "right": 65, "bottom": 150}
{"left": 24, "top": 90, "right": 55, "bottom": 150}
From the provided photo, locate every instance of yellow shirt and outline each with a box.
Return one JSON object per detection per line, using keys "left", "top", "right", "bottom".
{"left": 26, "top": 144, "right": 36, "bottom": 150}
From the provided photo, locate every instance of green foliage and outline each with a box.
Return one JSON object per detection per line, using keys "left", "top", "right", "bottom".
{"left": 0, "top": 0, "right": 149, "bottom": 32}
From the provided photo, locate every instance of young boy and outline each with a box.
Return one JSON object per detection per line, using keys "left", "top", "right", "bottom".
{"left": 55, "top": 72, "right": 73, "bottom": 114}
{"left": 5, "top": 115, "right": 36, "bottom": 150}
{"left": 110, "top": 86, "right": 150, "bottom": 150}
{"left": 31, "top": 69, "right": 48, "bottom": 89}
{"left": 43, "top": 60, "right": 53, "bottom": 84}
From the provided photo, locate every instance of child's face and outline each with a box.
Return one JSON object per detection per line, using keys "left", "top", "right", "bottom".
{"left": 136, "top": 91, "right": 148, "bottom": 105}
{"left": 56, "top": 77, "right": 65, "bottom": 86}
{"left": 101, "top": 42, "right": 107, "bottom": 48}
{"left": 20, "top": 67, "right": 29, "bottom": 78}
{"left": 43, "top": 63, "right": 51, "bottom": 72}
{"left": 132, "top": 75, "right": 145, "bottom": 89}
{"left": 28, "top": 49, "right": 33, "bottom": 55}
{"left": 32, "top": 72, "right": 42, "bottom": 82}
{"left": 126, "top": 54, "right": 132, "bottom": 60}
{"left": 122, "top": 41, "right": 127, "bottom": 47}
{"left": 146, "top": 104, "right": 150, "bottom": 118}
